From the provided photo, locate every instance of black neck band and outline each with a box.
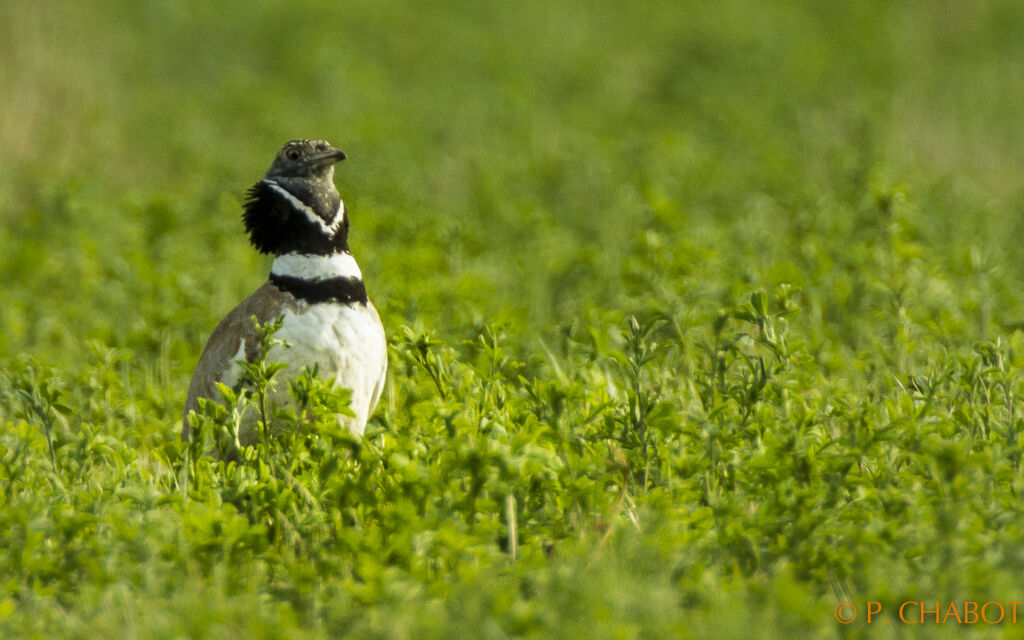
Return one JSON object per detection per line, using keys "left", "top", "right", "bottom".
{"left": 269, "top": 273, "right": 368, "bottom": 305}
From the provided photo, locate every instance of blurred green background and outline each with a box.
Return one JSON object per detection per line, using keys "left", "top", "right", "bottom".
{"left": 4, "top": 0, "right": 1024, "bottom": 371}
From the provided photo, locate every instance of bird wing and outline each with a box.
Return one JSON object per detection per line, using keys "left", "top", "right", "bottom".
{"left": 181, "top": 282, "right": 297, "bottom": 440}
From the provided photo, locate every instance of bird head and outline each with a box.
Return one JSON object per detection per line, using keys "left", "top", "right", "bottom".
{"left": 243, "top": 139, "right": 350, "bottom": 255}
{"left": 265, "top": 139, "right": 346, "bottom": 184}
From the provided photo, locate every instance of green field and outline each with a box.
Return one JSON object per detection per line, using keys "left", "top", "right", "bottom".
{"left": 3, "top": 1, "right": 1024, "bottom": 637}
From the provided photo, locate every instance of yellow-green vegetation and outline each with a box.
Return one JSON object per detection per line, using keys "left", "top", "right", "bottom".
{"left": 4, "top": 1, "right": 1024, "bottom": 638}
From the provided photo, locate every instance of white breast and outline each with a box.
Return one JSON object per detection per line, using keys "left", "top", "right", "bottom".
{"left": 268, "top": 301, "right": 387, "bottom": 434}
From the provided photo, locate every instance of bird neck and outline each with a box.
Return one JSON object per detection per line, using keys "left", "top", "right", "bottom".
{"left": 270, "top": 251, "right": 362, "bottom": 281}
{"left": 268, "top": 251, "right": 368, "bottom": 305}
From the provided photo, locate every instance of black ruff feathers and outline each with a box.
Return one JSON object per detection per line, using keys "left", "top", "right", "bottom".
{"left": 242, "top": 181, "right": 350, "bottom": 256}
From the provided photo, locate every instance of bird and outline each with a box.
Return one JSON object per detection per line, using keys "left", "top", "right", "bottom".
{"left": 182, "top": 138, "right": 387, "bottom": 446}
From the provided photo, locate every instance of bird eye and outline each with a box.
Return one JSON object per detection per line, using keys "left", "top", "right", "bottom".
{"left": 286, "top": 149, "right": 301, "bottom": 161}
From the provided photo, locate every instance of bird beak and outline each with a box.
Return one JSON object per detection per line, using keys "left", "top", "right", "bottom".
{"left": 308, "top": 148, "right": 347, "bottom": 169}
